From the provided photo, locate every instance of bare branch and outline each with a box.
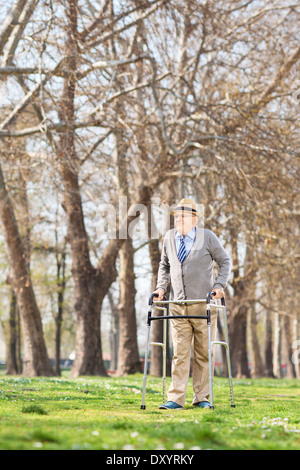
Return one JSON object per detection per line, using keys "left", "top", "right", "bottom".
{"left": 0, "top": 0, "right": 27, "bottom": 55}
{"left": 223, "top": 45, "right": 300, "bottom": 135}
{"left": 86, "top": 0, "right": 167, "bottom": 49}
{"left": 78, "top": 0, "right": 110, "bottom": 41}
{"left": 0, "top": 65, "right": 51, "bottom": 76}
{"left": 1, "top": 0, "right": 39, "bottom": 67}
{"left": 0, "top": 55, "right": 151, "bottom": 78}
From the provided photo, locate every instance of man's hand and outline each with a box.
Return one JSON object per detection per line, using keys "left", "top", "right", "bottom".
{"left": 211, "top": 288, "right": 224, "bottom": 299}
{"left": 152, "top": 289, "right": 165, "bottom": 301}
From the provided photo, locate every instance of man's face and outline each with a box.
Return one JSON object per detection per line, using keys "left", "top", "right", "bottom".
{"left": 174, "top": 212, "right": 197, "bottom": 235}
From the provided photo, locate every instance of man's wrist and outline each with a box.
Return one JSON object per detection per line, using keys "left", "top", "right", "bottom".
{"left": 213, "top": 284, "right": 224, "bottom": 291}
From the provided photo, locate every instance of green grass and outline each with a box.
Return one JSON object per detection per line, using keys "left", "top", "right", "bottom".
{"left": 0, "top": 373, "right": 299, "bottom": 450}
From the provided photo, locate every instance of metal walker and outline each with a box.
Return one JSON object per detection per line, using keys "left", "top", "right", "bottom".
{"left": 141, "top": 291, "right": 235, "bottom": 410}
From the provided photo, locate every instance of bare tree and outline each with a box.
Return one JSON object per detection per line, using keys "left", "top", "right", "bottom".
{"left": 0, "top": 163, "right": 53, "bottom": 375}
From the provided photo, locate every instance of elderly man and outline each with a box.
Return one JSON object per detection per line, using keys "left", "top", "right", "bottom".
{"left": 153, "top": 199, "right": 231, "bottom": 409}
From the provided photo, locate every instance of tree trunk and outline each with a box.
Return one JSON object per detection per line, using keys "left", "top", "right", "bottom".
{"left": 108, "top": 289, "right": 119, "bottom": 372}
{"left": 264, "top": 309, "right": 274, "bottom": 377}
{"left": 229, "top": 230, "right": 250, "bottom": 378}
{"left": 282, "top": 314, "right": 297, "bottom": 378}
{"left": 54, "top": 244, "right": 67, "bottom": 376}
{"left": 0, "top": 164, "right": 53, "bottom": 376}
{"left": 116, "top": 237, "right": 141, "bottom": 375}
{"left": 230, "top": 303, "right": 249, "bottom": 378}
{"left": 5, "top": 289, "right": 22, "bottom": 375}
{"left": 249, "top": 305, "right": 264, "bottom": 378}
{"left": 70, "top": 284, "right": 106, "bottom": 377}
{"left": 273, "top": 312, "right": 282, "bottom": 378}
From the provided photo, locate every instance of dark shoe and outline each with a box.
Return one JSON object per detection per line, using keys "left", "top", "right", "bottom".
{"left": 159, "top": 401, "right": 183, "bottom": 410}
{"left": 194, "top": 401, "right": 211, "bottom": 408}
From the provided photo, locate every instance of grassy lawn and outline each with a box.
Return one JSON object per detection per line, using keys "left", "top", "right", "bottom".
{"left": 0, "top": 373, "right": 299, "bottom": 450}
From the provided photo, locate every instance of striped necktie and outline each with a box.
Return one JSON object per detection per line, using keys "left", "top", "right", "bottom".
{"left": 178, "top": 236, "right": 187, "bottom": 263}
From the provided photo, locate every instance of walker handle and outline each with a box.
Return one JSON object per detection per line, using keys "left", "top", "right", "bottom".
{"left": 207, "top": 290, "right": 226, "bottom": 306}
{"left": 149, "top": 292, "right": 167, "bottom": 305}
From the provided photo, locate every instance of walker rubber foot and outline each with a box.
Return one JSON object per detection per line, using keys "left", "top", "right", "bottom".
{"left": 231, "top": 405, "right": 236, "bottom": 408}
{"left": 141, "top": 405, "right": 146, "bottom": 410}
{"left": 209, "top": 405, "right": 215, "bottom": 410}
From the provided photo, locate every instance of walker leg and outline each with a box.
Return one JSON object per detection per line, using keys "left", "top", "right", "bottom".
{"left": 162, "top": 354, "right": 166, "bottom": 404}
{"left": 162, "top": 318, "right": 167, "bottom": 404}
{"left": 226, "top": 347, "right": 235, "bottom": 407}
{"left": 141, "top": 324, "right": 151, "bottom": 410}
{"left": 223, "top": 307, "right": 235, "bottom": 408}
{"left": 207, "top": 323, "right": 214, "bottom": 410}
{"left": 150, "top": 310, "right": 167, "bottom": 404}
{"left": 151, "top": 341, "right": 166, "bottom": 403}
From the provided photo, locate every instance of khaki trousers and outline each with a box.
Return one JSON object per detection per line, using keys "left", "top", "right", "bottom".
{"left": 167, "top": 302, "right": 217, "bottom": 407}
